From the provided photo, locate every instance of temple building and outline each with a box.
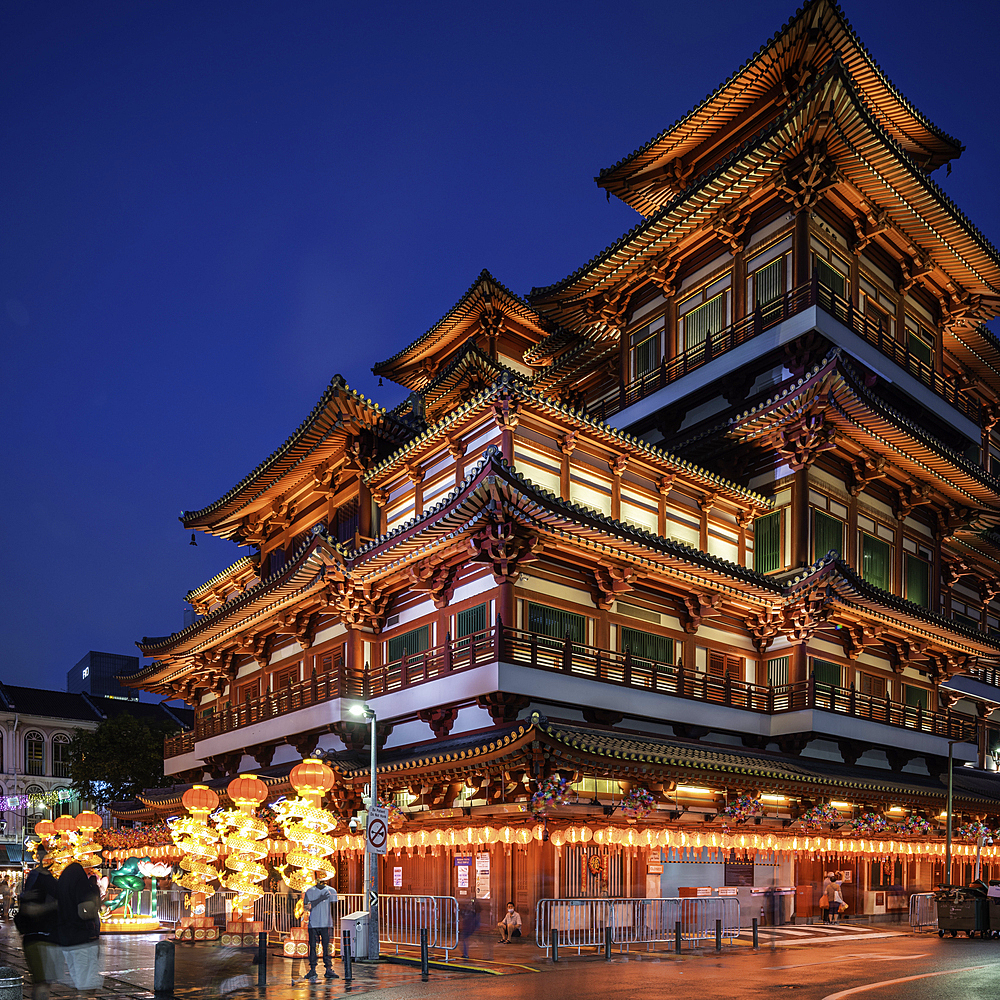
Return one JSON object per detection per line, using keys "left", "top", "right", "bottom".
{"left": 123, "top": 0, "right": 1000, "bottom": 928}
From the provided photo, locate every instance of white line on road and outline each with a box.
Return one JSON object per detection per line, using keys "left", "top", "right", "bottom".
{"left": 765, "top": 953, "right": 928, "bottom": 971}
{"left": 821, "top": 963, "right": 1000, "bottom": 999}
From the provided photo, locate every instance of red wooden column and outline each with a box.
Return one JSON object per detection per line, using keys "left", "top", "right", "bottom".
{"left": 791, "top": 468, "right": 810, "bottom": 569}
{"left": 793, "top": 210, "right": 811, "bottom": 289}
{"left": 345, "top": 628, "right": 365, "bottom": 700}
{"left": 789, "top": 643, "right": 808, "bottom": 686}
{"left": 358, "top": 480, "right": 373, "bottom": 541}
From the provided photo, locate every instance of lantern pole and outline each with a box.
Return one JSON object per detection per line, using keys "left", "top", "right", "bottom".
{"left": 351, "top": 703, "right": 379, "bottom": 961}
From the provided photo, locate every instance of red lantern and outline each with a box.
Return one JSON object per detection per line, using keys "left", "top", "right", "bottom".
{"left": 34, "top": 820, "right": 55, "bottom": 839}
{"left": 53, "top": 815, "right": 78, "bottom": 833}
{"left": 182, "top": 784, "right": 220, "bottom": 814}
{"left": 228, "top": 774, "right": 268, "bottom": 808}
{"left": 75, "top": 811, "right": 103, "bottom": 832}
{"left": 290, "top": 758, "right": 335, "bottom": 798}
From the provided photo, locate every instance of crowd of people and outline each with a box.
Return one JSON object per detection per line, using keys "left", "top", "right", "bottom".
{"left": 14, "top": 845, "right": 102, "bottom": 999}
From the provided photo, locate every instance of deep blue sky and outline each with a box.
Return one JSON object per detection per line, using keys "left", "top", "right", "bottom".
{"left": 3, "top": 0, "right": 997, "bottom": 694}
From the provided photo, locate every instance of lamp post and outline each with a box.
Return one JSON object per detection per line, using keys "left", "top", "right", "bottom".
{"left": 946, "top": 739, "right": 955, "bottom": 886}
{"left": 351, "top": 703, "right": 379, "bottom": 961}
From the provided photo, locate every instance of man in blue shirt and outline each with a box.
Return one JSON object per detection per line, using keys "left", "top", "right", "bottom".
{"left": 303, "top": 878, "right": 339, "bottom": 980}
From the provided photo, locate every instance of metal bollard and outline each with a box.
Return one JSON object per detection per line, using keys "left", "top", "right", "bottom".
{"left": 752, "top": 917, "right": 759, "bottom": 950}
{"left": 0, "top": 967, "right": 22, "bottom": 1000}
{"left": 420, "top": 928, "right": 429, "bottom": 982}
{"left": 604, "top": 924, "right": 612, "bottom": 960}
{"left": 257, "top": 931, "right": 267, "bottom": 987}
{"left": 715, "top": 919, "right": 722, "bottom": 952}
{"left": 550, "top": 927, "right": 559, "bottom": 962}
{"left": 154, "top": 939, "right": 175, "bottom": 995}
{"left": 675, "top": 920, "right": 682, "bottom": 954}
{"left": 342, "top": 930, "right": 353, "bottom": 983}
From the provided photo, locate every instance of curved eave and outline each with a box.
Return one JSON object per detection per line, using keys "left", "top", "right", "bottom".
{"left": 596, "top": 0, "right": 960, "bottom": 200}
{"left": 185, "top": 554, "right": 258, "bottom": 603}
{"left": 371, "top": 270, "right": 556, "bottom": 383}
{"left": 181, "top": 377, "right": 398, "bottom": 533}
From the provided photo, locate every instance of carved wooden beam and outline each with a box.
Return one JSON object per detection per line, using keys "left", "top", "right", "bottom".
{"left": 841, "top": 624, "right": 880, "bottom": 660}
{"left": 408, "top": 560, "right": 461, "bottom": 610}
{"left": 468, "top": 521, "right": 538, "bottom": 585}
{"left": 679, "top": 592, "right": 722, "bottom": 634}
{"left": 848, "top": 450, "right": 888, "bottom": 496}
{"left": 591, "top": 563, "right": 636, "bottom": 611}
{"left": 781, "top": 589, "right": 830, "bottom": 643}
{"left": 895, "top": 482, "right": 934, "bottom": 520}
{"left": 746, "top": 607, "right": 783, "bottom": 654}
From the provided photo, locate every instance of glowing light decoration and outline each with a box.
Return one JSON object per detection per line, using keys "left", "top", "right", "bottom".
{"left": 218, "top": 774, "right": 269, "bottom": 916}
{"left": 275, "top": 759, "right": 338, "bottom": 892}
{"left": 49, "top": 815, "right": 79, "bottom": 875}
{"left": 73, "top": 811, "right": 104, "bottom": 873}
{"left": 171, "top": 785, "right": 222, "bottom": 896}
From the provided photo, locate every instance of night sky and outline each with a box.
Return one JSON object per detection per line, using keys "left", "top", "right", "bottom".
{"left": 3, "top": 0, "right": 997, "bottom": 695}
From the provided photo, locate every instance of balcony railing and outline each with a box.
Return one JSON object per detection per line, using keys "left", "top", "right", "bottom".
{"left": 600, "top": 274, "right": 983, "bottom": 426}
{"left": 368, "top": 624, "right": 991, "bottom": 746}
{"left": 166, "top": 623, "right": 995, "bottom": 754}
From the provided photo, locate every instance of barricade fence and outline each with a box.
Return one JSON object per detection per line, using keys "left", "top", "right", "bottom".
{"left": 536, "top": 897, "right": 741, "bottom": 954}
{"left": 123, "top": 889, "right": 457, "bottom": 956}
{"left": 909, "top": 892, "right": 938, "bottom": 931}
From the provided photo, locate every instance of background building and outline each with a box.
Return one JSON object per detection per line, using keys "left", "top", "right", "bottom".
{"left": 67, "top": 650, "right": 140, "bottom": 701}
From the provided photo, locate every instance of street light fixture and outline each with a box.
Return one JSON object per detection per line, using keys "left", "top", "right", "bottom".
{"left": 350, "top": 703, "right": 379, "bottom": 960}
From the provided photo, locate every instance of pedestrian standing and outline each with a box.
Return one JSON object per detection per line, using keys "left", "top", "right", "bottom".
{"left": 57, "top": 862, "right": 102, "bottom": 993}
{"left": 0, "top": 877, "right": 11, "bottom": 920}
{"left": 302, "top": 877, "right": 338, "bottom": 981}
{"left": 16, "top": 848, "right": 59, "bottom": 1000}
{"left": 819, "top": 873, "right": 833, "bottom": 923}
{"left": 826, "top": 872, "right": 843, "bottom": 924}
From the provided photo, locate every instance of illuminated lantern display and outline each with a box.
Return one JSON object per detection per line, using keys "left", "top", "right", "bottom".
{"left": 171, "top": 784, "right": 222, "bottom": 896}
{"left": 48, "top": 814, "right": 79, "bottom": 875}
{"left": 73, "top": 811, "right": 104, "bottom": 873}
{"left": 219, "top": 774, "right": 269, "bottom": 915}
{"left": 276, "top": 759, "right": 338, "bottom": 892}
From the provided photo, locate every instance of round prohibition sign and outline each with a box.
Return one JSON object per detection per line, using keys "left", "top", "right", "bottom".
{"left": 367, "top": 817, "right": 388, "bottom": 849}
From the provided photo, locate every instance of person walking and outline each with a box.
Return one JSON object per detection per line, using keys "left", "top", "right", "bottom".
{"left": 459, "top": 899, "right": 479, "bottom": 959}
{"left": 15, "top": 848, "right": 59, "bottom": 1000}
{"left": 57, "top": 861, "right": 102, "bottom": 993}
{"left": 826, "top": 873, "right": 843, "bottom": 924}
{"left": 819, "top": 873, "right": 833, "bottom": 923}
{"left": 0, "top": 877, "right": 11, "bottom": 920}
{"left": 302, "top": 877, "right": 338, "bottom": 981}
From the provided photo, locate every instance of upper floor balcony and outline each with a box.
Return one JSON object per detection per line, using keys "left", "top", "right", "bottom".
{"left": 601, "top": 273, "right": 985, "bottom": 441}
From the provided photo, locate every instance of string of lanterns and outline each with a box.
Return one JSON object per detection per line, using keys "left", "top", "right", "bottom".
{"left": 216, "top": 775, "right": 270, "bottom": 916}
{"left": 275, "top": 759, "right": 338, "bottom": 892}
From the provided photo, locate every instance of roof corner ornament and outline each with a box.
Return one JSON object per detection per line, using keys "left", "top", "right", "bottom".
{"left": 781, "top": 588, "right": 830, "bottom": 644}
{"left": 326, "top": 579, "right": 390, "bottom": 634}
{"left": 583, "top": 285, "right": 632, "bottom": 334}
{"left": 775, "top": 141, "right": 841, "bottom": 212}
{"left": 772, "top": 398, "right": 837, "bottom": 471}
{"left": 679, "top": 592, "right": 722, "bottom": 634}
{"left": 468, "top": 520, "right": 538, "bottom": 585}
{"left": 491, "top": 390, "right": 521, "bottom": 430}
{"left": 658, "top": 157, "right": 694, "bottom": 197}
{"left": 711, "top": 205, "right": 751, "bottom": 255}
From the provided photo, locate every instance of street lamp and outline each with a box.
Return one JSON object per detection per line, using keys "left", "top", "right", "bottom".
{"left": 350, "top": 703, "right": 379, "bottom": 960}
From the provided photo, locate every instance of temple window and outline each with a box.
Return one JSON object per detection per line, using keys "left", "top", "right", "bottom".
{"left": 386, "top": 625, "right": 429, "bottom": 664}
{"left": 708, "top": 650, "right": 743, "bottom": 679}
{"left": 630, "top": 316, "right": 664, "bottom": 381}
{"left": 858, "top": 527, "right": 892, "bottom": 591}
{"left": 901, "top": 538, "right": 932, "bottom": 608}
{"left": 811, "top": 658, "right": 842, "bottom": 693}
{"left": 753, "top": 509, "right": 782, "bottom": 573}
{"left": 766, "top": 655, "right": 789, "bottom": 687}
{"left": 904, "top": 684, "right": 929, "bottom": 710}
{"left": 274, "top": 664, "right": 300, "bottom": 689}
{"left": 239, "top": 680, "right": 260, "bottom": 703}
{"left": 746, "top": 236, "right": 792, "bottom": 320}
{"left": 456, "top": 603, "right": 489, "bottom": 644}
{"left": 335, "top": 498, "right": 360, "bottom": 545}
{"left": 526, "top": 603, "right": 586, "bottom": 648}
{"left": 52, "top": 734, "right": 71, "bottom": 778}
{"left": 811, "top": 239, "right": 850, "bottom": 313}
{"left": 987, "top": 428, "right": 1000, "bottom": 477}
{"left": 951, "top": 601, "right": 980, "bottom": 631}
{"left": 24, "top": 731, "right": 44, "bottom": 776}
{"left": 677, "top": 272, "right": 731, "bottom": 358}
{"left": 620, "top": 627, "right": 674, "bottom": 669}
{"left": 903, "top": 314, "right": 934, "bottom": 371}
{"left": 809, "top": 490, "right": 848, "bottom": 561}
{"left": 859, "top": 672, "right": 886, "bottom": 700}
{"left": 858, "top": 275, "right": 896, "bottom": 340}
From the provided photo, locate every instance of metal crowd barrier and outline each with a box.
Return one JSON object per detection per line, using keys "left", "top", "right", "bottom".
{"left": 909, "top": 892, "right": 938, "bottom": 931}
{"left": 129, "top": 889, "right": 458, "bottom": 957}
{"left": 536, "top": 897, "right": 741, "bottom": 954}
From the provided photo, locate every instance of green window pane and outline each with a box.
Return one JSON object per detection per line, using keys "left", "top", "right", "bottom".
{"left": 904, "top": 554, "right": 930, "bottom": 608}
{"left": 812, "top": 511, "right": 843, "bottom": 560}
{"left": 457, "top": 603, "right": 489, "bottom": 638}
{"left": 620, "top": 628, "right": 673, "bottom": 666}
{"left": 634, "top": 335, "right": 658, "bottom": 378}
{"left": 908, "top": 331, "right": 933, "bottom": 368}
{"left": 767, "top": 656, "right": 789, "bottom": 687}
{"left": 754, "top": 511, "right": 781, "bottom": 573}
{"left": 904, "top": 685, "right": 929, "bottom": 710}
{"left": 861, "top": 533, "right": 891, "bottom": 590}
{"left": 816, "top": 258, "right": 846, "bottom": 299}
{"left": 753, "top": 258, "right": 783, "bottom": 314}
{"left": 684, "top": 293, "right": 726, "bottom": 352}
{"left": 527, "top": 603, "right": 586, "bottom": 643}
{"left": 812, "top": 658, "right": 841, "bottom": 690}
{"left": 386, "top": 625, "right": 429, "bottom": 663}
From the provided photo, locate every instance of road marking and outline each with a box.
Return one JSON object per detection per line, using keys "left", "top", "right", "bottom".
{"left": 766, "top": 954, "right": 928, "bottom": 971}
{"left": 821, "top": 963, "right": 1000, "bottom": 999}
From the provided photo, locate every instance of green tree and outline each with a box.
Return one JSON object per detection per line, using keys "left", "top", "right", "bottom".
{"left": 69, "top": 713, "right": 178, "bottom": 807}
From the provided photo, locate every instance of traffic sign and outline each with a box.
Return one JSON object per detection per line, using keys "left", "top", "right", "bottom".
{"left": 369, "top": 889, "right": 379, "bottom": 909}
{"left": 367, "top": 805, "right": 388, "bottom": 855}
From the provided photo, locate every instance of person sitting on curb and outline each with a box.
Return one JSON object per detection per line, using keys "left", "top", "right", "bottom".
{"left": 498, "top": 902, "right": 522, "bottom": 943}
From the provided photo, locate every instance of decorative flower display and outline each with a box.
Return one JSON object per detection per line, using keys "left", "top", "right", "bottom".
{"left": 850, "top": 812, "right": 888, "bottom": 836}
{"left": 98, "top": 821, "right": 175, "bottom": 850}
{"left": 379, "top": 798, "right": 406, "bottom": 827}
{"left": 798, "top": 803, "right": 843, "bottom": 832}
{"left": 956, "top": 821, "right": 993, "bottom": 842}
{"left": 529, "top": 776, "right": 567, "bottom": 816}
{"left": 620, "top": 787, "right": 656, "bottom": 819}
{"left": 723, "top": 795, "right": 765, "bottom": 825}
{"left": 894, "top": 815, "right": 932, "bottom": 837}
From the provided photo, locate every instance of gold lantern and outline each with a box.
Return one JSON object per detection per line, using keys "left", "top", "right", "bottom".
{"left": 276, "top": 758, "right": 338, "bottom": 892}
{"left": 171, "top": 784, "right": 222, "bottom": 897}
{"left": 218, "top": 774, "right": 269, "bottom": 916}
{"left": 73, "top": 811, "right": 104, "bottom": 873}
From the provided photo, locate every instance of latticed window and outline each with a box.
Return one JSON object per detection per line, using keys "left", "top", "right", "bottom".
{"left": 527, "top": 604, "right": 586, "bottom": 644}
{"left": 766, "top": 656, "right": 789, "bottom": 687}
{"left": 904, "top": 685, "right": 929, "bottom": 710}
{"left": 620, "top": 628, "right": 673, "bottom": 666}
{"left": 456, "top": 603, "right": 489, "bottom": 640}
{"left": 811, "top": 658, "right": 841, "bottom": 692}
{"left": 24, "top": 732, "right": 44, "bottom": 776}
{"left": 860, "top": 532, "right": 891, "bottom": 590}
{"left": 386, "top": 626, "right": 429, "bottom": 664}
{"left": 52, "top": 734, "right": 71, "bottom": 778}
{"left": 336, "top": 498, "right": 360, "bottom": 545}
{"left": 812, "top": 510, "right": 844, "bottom": 561}
{"left": 681, "top": 292, "right": 727, "bottom": 353}
{"left": 904, "top": 553, "right": 930, "bottom": 608}
{"left": 708, "top": 651, "right": 743, "bottom": 679}
{"left": 751, "top": 258, "right": 784, "bottom": 319}
{"left": 753, "top": 511, "right": 781, "bottom": 573}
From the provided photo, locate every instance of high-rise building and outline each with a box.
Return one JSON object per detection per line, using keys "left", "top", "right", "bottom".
{"left": 67, "top": 651, "right": 140, "bottom": 701}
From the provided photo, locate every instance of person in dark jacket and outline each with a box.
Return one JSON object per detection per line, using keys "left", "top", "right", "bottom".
{"left": 16, "top": 848, "right": 59, "bottom": 1000}
{"left": 57, "top": 863, "right": 102, "bottom": 993}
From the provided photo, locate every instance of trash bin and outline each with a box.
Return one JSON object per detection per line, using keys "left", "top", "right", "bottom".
{"left": 0, "top": 967, "right": 21, "bottom": 1000}
{"left": 935, "top": 886, "right": 990, "bottom": 939}
{"left": 341, "top": 911, "right": 369, "bottom": 959}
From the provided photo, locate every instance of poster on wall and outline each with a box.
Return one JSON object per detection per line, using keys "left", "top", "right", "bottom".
{"left": 457, "top": 866, "right": 469, "bottom": 889}
{"left": 393, "top": 867, "right": 402, "bottom": 888}
{"left": 475, "top": 853, "right": 490, "bottom": 899}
